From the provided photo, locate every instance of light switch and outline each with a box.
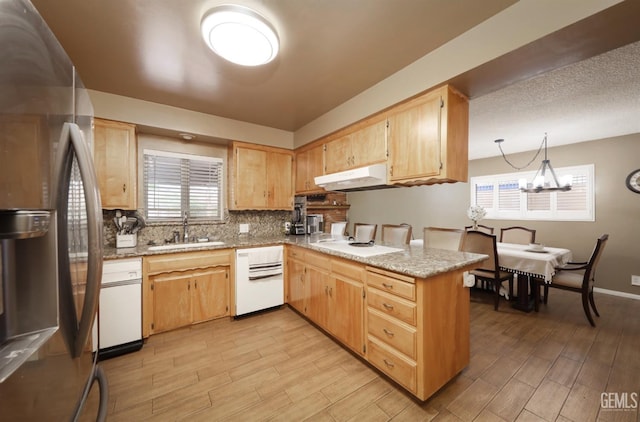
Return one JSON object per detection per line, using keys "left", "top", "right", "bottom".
{"left": 239, "top": 224, "right": 249, "bottom": 234}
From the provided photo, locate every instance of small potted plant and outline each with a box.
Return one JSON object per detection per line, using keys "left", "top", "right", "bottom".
{"left": 467, "top": 205, "right": 487, "bottom": 230}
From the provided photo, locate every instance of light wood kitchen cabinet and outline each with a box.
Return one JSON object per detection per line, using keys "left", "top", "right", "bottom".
{"left": 324, "top": 118, "right": 387, "bottom": 174}
{"left": 387, "top": 85, "right": 468, "bottom": 186}
{"left": 143, "top": 249, "right": 232, "bottom": 337}
{"left": 229, "top": 142, "right": 293, "bottom": 210}
{"left": 93, "top": 118, "right": 137, "bottom": 210}
{"left": 284, "top": 244, "right": 473, "bottom": 401}
{"left": 286, "top": 247, "right": 308, "bottom": 314}
{"left": 329, "top": 259, "right": 365, "bottom": 356}
{"left": 294, "top": 144, "right": 324, "bottom": 194}
{"left": 152, "top": 271, "right": 192, "bottom": 333}
{"left": 191, "top": 268, "right": 230, "bottom": 323}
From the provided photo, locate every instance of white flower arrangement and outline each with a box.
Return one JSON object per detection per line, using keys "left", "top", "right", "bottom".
{"left": 467, "top": 205, "right": 487, "bottom": 223}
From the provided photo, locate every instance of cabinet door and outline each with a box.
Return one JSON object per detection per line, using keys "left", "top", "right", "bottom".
{"left": 324, "top": 135, "right": 352, "bottom": 174}
{"left": 152, "top": 272, "right": 191, "bottom": 333}
{"left": 267, "top": 151, "right": 293, "bottom": 209}
{"left": 192, "top": 267, "right": 229, "bottom": 323}
{"left": 287, "top": 258, "right": 308, "bottom": 314}
{"left": 233, "top": 146, "right": 268, "bottom": 209}
{"left": 295, "top": 145, "right": 325, "bottom": 193}
{"left": 94, "top": 119, "right": 137, "bottom": 209}
{"left": 388, "top": 94, "right": 441, "bottom": 181}
{"left": 351, "top": 120, "right": 387, "bottom": 168}
{"left": 330, "top": 275, "right": 365, "bottom": 355}
{"left": 307, "top": 265, "right": 329, "bottom": 329}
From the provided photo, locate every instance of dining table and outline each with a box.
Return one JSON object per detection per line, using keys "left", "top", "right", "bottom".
{"left": 497, "top": 242, "right": 573, "bottom": 312}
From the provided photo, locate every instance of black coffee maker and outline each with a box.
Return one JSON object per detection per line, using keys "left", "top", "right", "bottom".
{"left": 291, "top": 202, "right": 306, "bottom": 235}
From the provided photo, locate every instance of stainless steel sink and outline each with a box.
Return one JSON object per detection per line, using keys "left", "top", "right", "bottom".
{"left": 147, "top": 241, "right": 225, "bottom": 251}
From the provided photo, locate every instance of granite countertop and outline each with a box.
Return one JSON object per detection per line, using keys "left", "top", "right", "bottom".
{"left": 104, "top": 234, "right": 486, "bottom": 280}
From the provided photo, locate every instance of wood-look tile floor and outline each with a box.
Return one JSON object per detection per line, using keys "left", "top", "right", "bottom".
{"left": 101, "top": 289, "right": 640, "bottom": 421}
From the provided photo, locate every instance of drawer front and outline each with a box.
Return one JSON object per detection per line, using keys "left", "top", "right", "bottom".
{"left": 305, "top": 250, "right": 330, "bottom": 270}
{"left": 367, "top": 338, "right": 417, "bottom": 393}
{"left": 367, "top": 271, "right": 415, "bottom": 300}
{"left": 367, "top": 288, "right": 416, "bottom": 326}
{"left": 331, "top": 259, "right": 364, "bottom": 281}
{"left": 367, "top": 308, "right": 416, "bottom": 359}
{"left": 145, "top": 249, "right": 231, "bottom": 275}
{"left": 287, "top": 246, "right": 305, "bottom": 261}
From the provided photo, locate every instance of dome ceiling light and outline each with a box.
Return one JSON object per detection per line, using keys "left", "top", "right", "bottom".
{"left": 201, "top": 5, "right": 279, "bottom": 66}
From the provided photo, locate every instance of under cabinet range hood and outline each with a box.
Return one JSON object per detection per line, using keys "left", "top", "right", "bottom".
{"left": 314, "top": 163, "right": 389, "bottom": 191}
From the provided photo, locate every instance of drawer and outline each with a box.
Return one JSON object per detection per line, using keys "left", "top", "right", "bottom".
{"left": 287, "top": 246, "right": 305, "bottom": 261}
{"left": 305, "top": 250, "right": 330, "bottom": 270}
{"left": 331, "top": 258, "right": 365, "bottom": 281}
{"left": 368, "top": 308, "right": 416, "bottom": 359}
{"left": 366, "top": 270, "right": 415, "bottom": 300}
{"left": 367, "top": 288, "right": 416, "bottom": 326}
{"left": 367, "top": 338, "right": 417, "bottom": 393}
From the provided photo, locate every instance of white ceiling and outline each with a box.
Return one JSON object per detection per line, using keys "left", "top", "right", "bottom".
{"left": 31, "top": 0, "right": 640, "bottom": 159}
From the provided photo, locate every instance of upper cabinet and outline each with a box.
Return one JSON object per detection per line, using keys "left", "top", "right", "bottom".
{"left": 294, "top": 144, "right": 324, "bottom": 194}
{"left": 324, "top": 118, "right": 387, "bottom": 174}
{"left": 387, "top": 85, "right": 468, "bottom": 186}
{"left": 93, "top": 118, "right": 137, "bottom": 210}
{"left": 229, "top": 142, "right": 293, "bottom": 210}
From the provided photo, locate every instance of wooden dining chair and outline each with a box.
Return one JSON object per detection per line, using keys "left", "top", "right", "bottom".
{"left": 352, "top": 223, "right": 377, "bottom": 243}
{"left": 499, "top": 226, "right": 536, "bottom": 244}
{"left": 464, "top": 224, "right": 494, "bottom": 234}
{"left": 460, "top": 230, "right": 514, "bottom": 310}
{"left": 533, "top": 234, "right": 609, "bottom": 326}
{"left": 381, "top": 224, "right": 412, "bottom": 245}
{"left": 423, "top": 227, "right": 464, "bottom": 251}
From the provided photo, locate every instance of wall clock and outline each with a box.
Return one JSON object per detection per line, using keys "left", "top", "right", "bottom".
{"left": 626, "top": 169, "right": 640, "bottom": 194}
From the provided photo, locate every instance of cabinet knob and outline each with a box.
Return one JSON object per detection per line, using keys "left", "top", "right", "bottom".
{"left": 382, "top": 283, "right": 394, "bottom": 290}
{"left": 122, "top": 183, "right": 127, "bottom": 193}
{"left": 382, "top": 328, "right": 394, "bottom": 337}
{"left": 383, "top": 359, "right": 395, "bottom": 368}
{"left": 382, "top": 303, "right": 394, "bottom": 311}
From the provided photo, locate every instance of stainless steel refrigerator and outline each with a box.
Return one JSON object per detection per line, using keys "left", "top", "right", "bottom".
{"left": 0, "top": 0, "right": 107, "bottom": 420}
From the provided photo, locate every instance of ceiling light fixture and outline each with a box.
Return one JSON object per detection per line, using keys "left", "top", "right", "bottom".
{"left": 201, "top": 5, "right": 279, "bottom": 66}
{"left": 495, "top": 133, "right": 572, "bottom": 193}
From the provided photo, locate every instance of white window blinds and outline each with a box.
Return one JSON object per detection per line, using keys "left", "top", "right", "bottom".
{"left": 143, "top": 149, "right": 223, "bottom": 222}
{"left": 470, "top": 164, "right": 594, "bottom": 221}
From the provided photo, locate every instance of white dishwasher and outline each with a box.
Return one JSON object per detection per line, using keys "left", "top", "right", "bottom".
{"left": 98, "top": 258, "right": 143, "bottom": 359}
{"left": 235, "top": 246, "right": 284, "bottom": 316}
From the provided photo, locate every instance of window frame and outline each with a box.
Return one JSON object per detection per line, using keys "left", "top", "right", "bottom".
{"left": 143, "top": 149, "right": 224, "bottom": 223}
{"left": 470, "top": 164, "right": 595, "bottom": 222}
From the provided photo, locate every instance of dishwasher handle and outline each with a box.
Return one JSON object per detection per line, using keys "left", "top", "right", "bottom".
{"left": 101, "top": 279, "right": 142, "bottom": 288}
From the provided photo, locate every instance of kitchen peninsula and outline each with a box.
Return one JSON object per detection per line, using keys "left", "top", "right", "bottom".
{"left": 104, "top": 235, "right": 486, "bottom": 401}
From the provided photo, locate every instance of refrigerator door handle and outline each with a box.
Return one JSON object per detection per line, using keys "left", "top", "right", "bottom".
{"left": 53, "top": 122, "right": 103, "bottom": 358}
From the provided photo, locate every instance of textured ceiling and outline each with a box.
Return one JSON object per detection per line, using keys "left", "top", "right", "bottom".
{"left": 469, "top": 40, "right": 640, "bottom": 159}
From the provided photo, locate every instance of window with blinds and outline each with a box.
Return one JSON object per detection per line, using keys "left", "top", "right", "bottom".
{"left": 143, "top": 149, "right": 223, "bottom": 222}
{"left": 470, "top": 164, "right": 594, "bottom": 221}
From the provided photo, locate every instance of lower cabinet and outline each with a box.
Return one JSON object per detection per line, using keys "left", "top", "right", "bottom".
{"left": 287, "top": 247, "right": 366, "bottom": 356}
{"left": 143, "top": 250, "right": 232, "bottom": 337}
{"left": 285, "top": 245, "right": 472, "bottom": 401}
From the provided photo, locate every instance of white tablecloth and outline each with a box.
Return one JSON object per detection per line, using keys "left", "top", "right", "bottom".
{"left": 497, "top": 242, "right": 573, "bottom": 282}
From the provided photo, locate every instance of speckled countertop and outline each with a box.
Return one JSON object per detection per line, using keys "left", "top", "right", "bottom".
{"left": 104, "top": 234, "right": 486, "bottom": 280}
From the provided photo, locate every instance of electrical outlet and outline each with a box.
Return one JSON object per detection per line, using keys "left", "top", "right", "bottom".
{"left": 632, "top": 275, "right": 640, "bottom": 286}
{"left": 239, "top": 223, "right": 249, "bottom": 234}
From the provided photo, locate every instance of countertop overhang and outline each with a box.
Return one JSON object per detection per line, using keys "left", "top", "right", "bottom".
{"left": 104, "top": 234, "right": 487, "bottom": 279}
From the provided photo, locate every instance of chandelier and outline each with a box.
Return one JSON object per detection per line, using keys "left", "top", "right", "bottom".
{"left": 495, "top": 133, "right": 572, "bottom": 193}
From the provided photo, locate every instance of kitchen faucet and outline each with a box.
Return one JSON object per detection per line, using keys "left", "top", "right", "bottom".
{"left": 183, "top": 212, "right": 189, "bottom": 242}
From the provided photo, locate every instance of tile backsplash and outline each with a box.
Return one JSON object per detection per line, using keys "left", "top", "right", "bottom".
{"left": 103, "top": 209, "right": 291, "bottom": 247}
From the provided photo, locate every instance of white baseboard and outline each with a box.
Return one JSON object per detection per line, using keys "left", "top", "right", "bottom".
{"left": 594, "top": 287, "right": 640, "bottom": 301}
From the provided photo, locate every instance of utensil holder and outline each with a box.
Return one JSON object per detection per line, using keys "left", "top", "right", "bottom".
{"left": 116, "top": 234, "right": 137, "bottom": 248}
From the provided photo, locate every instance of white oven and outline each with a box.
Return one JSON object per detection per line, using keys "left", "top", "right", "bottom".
{"left": 235, "top": 246, "right": 284, "bottom": 316}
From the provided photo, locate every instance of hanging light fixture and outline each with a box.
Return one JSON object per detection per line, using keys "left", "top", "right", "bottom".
{"left": 495, "top": 133, "right": 572, "bottom": 193}
{"left": 201, "top": 5, "right": 279, "bottom": 66}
